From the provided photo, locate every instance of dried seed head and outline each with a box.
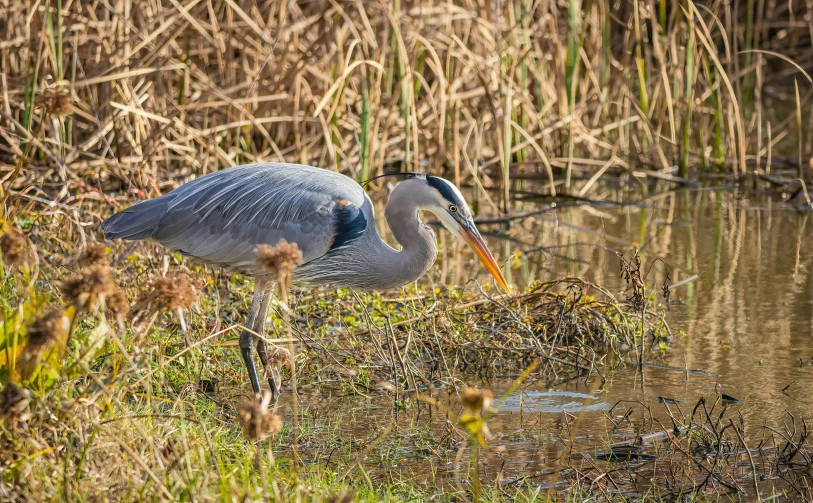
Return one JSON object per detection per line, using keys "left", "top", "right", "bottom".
{"left": 18, "top": 308, "right": 69, "bottom": 379}
{"left": 78, "top": 243, "right": 109, "bottom": 267}
{"left": 0, "top": 383, "right": 31, "bottom": 425}
{"left": 265, "top": 346, "right": 291, "bottom": 370}
{"left": 255, "top": 240, "right": 303, "bottom": 279}
{"left": 0, "top": 228, "right": 27, "bottom": 267}
{"left": 237, "top": 392, "right": 282, "bottom": 441}
{"left": 107, "top": 288, "right": 130, "bottom": 317}
{"left": 59, "top": 264, "right": 118, "bottom": 310}
{"left": 35, "top": 88, "right": 71, "bottom": 118}
{"left": 138, "top": 271, "right": 199, "bottom": 312}
{"left": 26, "top": 307, "right": 68, "bottom": 351}
{"left": 461, "top": 388, "right": 493, "bottom": 416}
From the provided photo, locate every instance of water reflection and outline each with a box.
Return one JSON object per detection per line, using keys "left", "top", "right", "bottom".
{"left": 499, "top": 188, "right": 813, "bottom": 427}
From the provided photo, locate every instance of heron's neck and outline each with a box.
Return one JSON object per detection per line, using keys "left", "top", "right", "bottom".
{"left": 376, "top": 188, "right": 437, "bottom": 287}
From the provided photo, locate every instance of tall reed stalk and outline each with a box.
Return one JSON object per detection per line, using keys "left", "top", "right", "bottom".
{"left": 743, "top": 0, "right": 756, "bottom": 101}
{"left": 563, "top": 0, "right": 581, "bottom": 195}
{"left": 681, "top": 2, "right": 696, "bottom": 178}
{"left": 795, "top": 79, "right": 803, "bottom": 180}
{"left": 633, "top": 0, "right": 649, "bottom": 155}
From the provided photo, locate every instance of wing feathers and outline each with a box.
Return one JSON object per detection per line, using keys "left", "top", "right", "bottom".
{"left": 102, "top": 197, "right": 172, "bottom": 240}
{"left": 102, "top": 163, "right": 369, "bottom": 273}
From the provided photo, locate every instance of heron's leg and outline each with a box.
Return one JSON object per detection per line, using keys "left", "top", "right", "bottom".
{"left": 253, "top": 285, "right": 281, "bottom": 399}
{"left": 239, "top": 276, "right": 269, "bottom": 395}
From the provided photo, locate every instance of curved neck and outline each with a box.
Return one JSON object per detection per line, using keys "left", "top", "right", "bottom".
{"left": 296, "top": 181, "right": 439, "bottom": 290}
{"left": 372, "top": 184, "right": 437, "bottom": 288}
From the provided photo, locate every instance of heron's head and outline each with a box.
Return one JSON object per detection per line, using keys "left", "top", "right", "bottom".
{"left": 407, "top": 174, "right": 510, "bottom": 293}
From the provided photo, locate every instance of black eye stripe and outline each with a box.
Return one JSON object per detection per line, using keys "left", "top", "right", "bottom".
{"left": 426, "top": 175, "right": 464, "bottom": 207}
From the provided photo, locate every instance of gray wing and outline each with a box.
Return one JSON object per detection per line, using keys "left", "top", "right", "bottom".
{"left": 102, "top": 163, "right": 369, "bottom": 273}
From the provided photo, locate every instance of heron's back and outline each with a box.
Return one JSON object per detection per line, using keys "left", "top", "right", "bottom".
{"left": 102, "top": 163, "right": 370, "bottom": 274}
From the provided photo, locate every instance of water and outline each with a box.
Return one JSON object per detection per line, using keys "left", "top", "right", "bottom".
{"left": 500, "top": 187, "right": 813, "bottom": 429}
{"left": 499, "top": 391, "right": 611, "bottom": 414}
{"left": 275, "top": 186, "right": 813, "bottom": 493}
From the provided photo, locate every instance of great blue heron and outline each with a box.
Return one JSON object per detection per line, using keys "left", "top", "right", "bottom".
{"left": 102, "top": 163, "right": 508, "bottom": 397}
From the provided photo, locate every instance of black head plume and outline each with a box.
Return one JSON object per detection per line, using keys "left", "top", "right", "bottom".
{"left": 360, "top": 172, "right": 423, "bottom": 188}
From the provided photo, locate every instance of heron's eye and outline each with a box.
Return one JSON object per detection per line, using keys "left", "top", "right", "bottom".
{"left": 449, "top": 205, "right": 457, "bottom": 213}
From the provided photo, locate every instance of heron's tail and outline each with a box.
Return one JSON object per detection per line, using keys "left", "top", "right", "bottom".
{"left": 102, "top": 197, "right": 170, "bottom": 240}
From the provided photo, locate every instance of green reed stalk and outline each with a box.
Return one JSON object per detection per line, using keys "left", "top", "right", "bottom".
{"left": 43, "top": 0, "right": 66, "bottom": 150}
{"left": 502, "top": 73, "right": 513, "bottom": 214}
{"left": 699, "top": 6, "right": 725, "bottom": 169}
{"left": 702, "top": 61, "right": 724, "bottom": 168}
{"left": 331, "top": 76, "right": 348, "bottom": 150}
{"left": 413, "top": 49, "right": 425, "bottom": 96}
{"left": 391, "top": 2, "right": 410, "bottom": 168}
{"left": 177, "top": 39, "right": 190, "bottom": 105}
{"left": 472, "top": 124, "right": 481, "bottom": 216}
{"left": 697, "top": 117, "right": 708, "bottom": 172}
{"left": 514, "top": 59, "right": 527, "bottom": 208}
{"left": 565, "top": 0, "right": 580, "bottom": 107}
{"left": 23, "top": 61, "right": 36, "bottom": 134}
{"left": 633, "top": 0, "right": 649, "bottom": 155}
{"left": 659, "top": 0, "right": 667, "bottom": 32}
{"left": 514, "top": 0, "right": 532, "bottom": 166}
{"left": 359, "top": 90, "right": 371, "bottom": 183}
{"left": 67, "top": 36, "right": 77, "bottom": 146}
{"left": 502, "top": 240, "right": 513, "bottom": 288}
{"left": 45, "top": 0, "right": 63, "bottom": 81}
{"left": 516, "top": 63, "right": 527, "bottom": 164}
{"left": 681, "top": 6, "right": 695, "bottom": 178}
{"left": 564, "top": 0, "right": 588, "bottom": 194}
{"left": 385, "top": 31, "right": 396, "bottom": 98}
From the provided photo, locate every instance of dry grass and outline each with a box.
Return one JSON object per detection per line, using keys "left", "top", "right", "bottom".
{"left": 1, "top": 0, "right": 812, "bottom": 217}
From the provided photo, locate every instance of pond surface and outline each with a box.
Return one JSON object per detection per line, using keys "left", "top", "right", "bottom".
{"left": 274, "top": 186, "right": 813, "bottom": 493}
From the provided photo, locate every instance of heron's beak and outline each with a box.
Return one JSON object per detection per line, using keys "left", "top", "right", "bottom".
{"left": 458, "top": 222, "right": 510, "bottom": 293}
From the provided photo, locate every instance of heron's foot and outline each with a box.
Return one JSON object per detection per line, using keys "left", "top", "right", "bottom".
{"left": 269, "top": 375, "right": 280, "bottom": 401}
{"left": 257, "top": 341, "right": 291, "bottom": 401}
{"left": 263, "top": 366, "right": 284, "bottom": 401}
{"left": 239, "top": 330, "right": 261, "bottom": 394}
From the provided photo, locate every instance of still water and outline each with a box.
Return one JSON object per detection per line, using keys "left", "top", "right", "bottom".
{"left": 276, "top": 186, "right": 813, "bottom": 492}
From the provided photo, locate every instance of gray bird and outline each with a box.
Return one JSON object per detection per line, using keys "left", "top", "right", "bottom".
{"left": 102, "top": 163, "right": 508, "bottom": 397}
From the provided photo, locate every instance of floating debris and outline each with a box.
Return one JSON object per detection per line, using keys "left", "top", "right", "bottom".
{"left": 654, "top": 396, "right": 686, "bottom": 404}
{"left": 595, "top": 446, "right": 657, "bottom": 462}
{"left": 721, "top": 393, "right": 742, "bottom": 404}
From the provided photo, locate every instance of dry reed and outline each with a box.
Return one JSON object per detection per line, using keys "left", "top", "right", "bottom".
{"left": 1, "top": 0, "right": 809, "bottom": 218}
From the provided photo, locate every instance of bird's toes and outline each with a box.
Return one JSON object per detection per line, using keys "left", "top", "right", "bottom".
{"left": 268, "top": 379, "right": 280, "bottom": 400}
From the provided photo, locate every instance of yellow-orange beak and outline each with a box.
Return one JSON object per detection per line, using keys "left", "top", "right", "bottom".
{"left": 458, "top": 223, "right": 510, "bottom": 293}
